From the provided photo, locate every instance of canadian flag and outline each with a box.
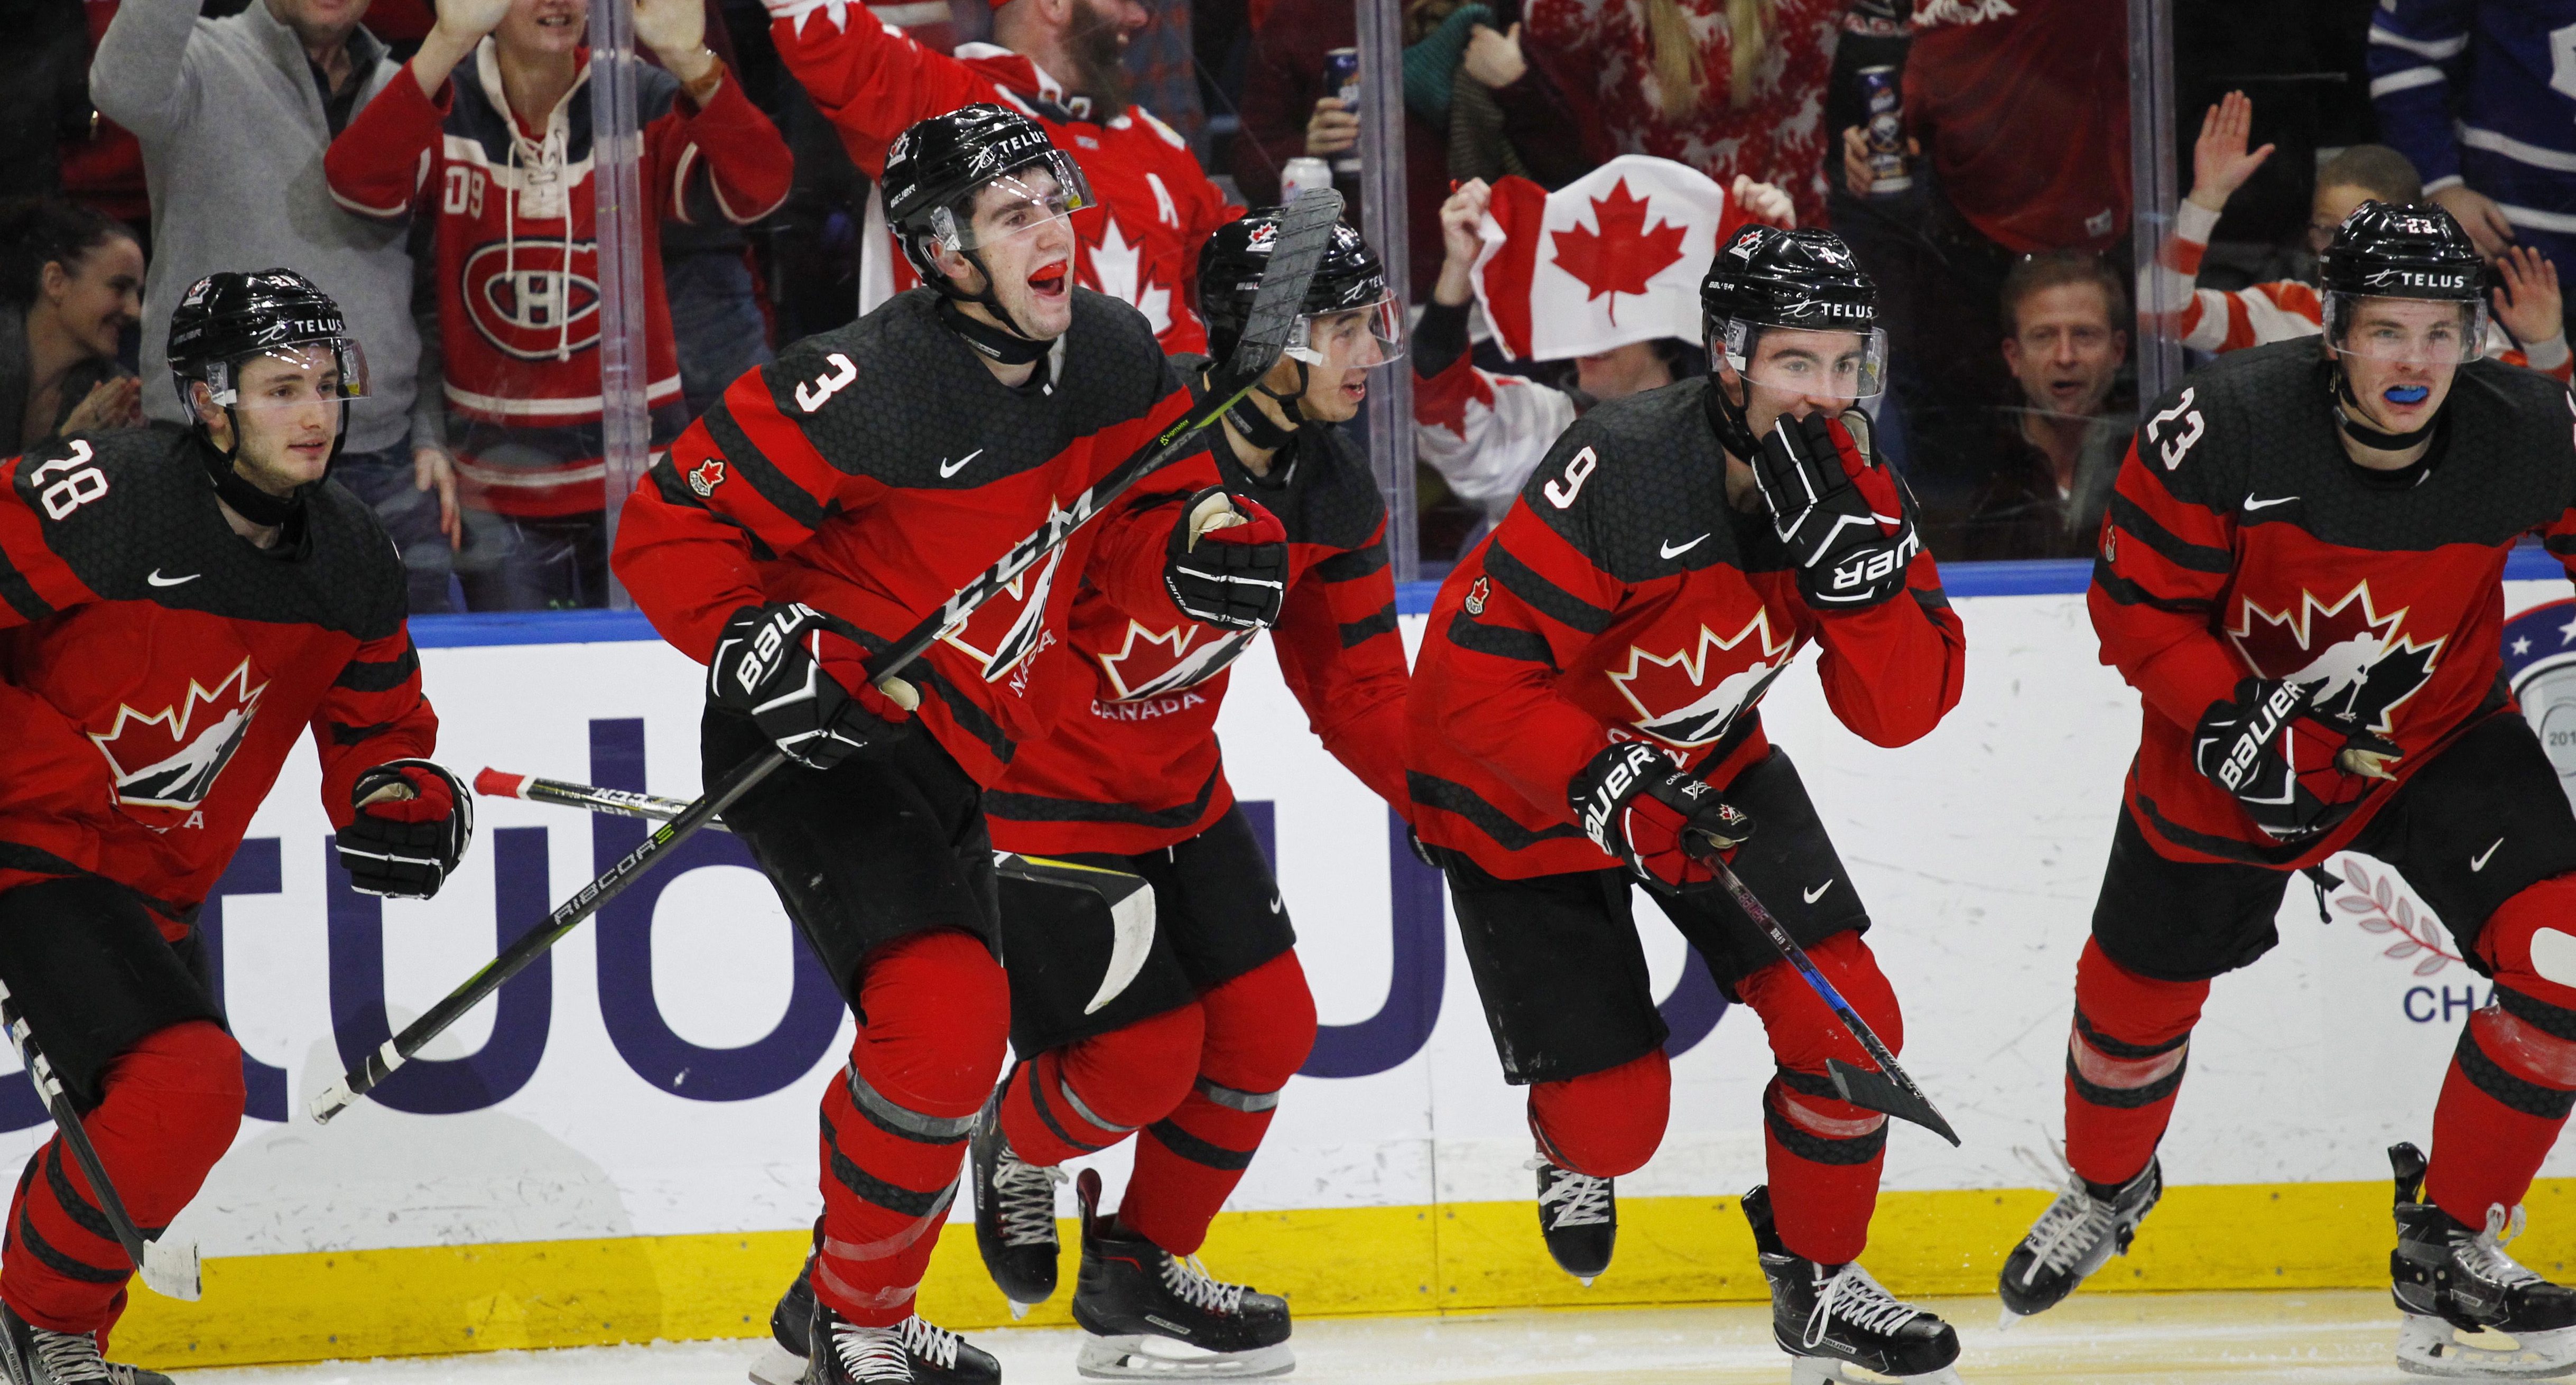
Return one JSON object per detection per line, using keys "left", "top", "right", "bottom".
{"left": 1472, "top": 156, "right": 1760, "bottom": 362}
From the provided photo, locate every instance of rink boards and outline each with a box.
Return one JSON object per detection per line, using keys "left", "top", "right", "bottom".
{"left": 48, "top": 572, "right": 2576, "bottom": 1367}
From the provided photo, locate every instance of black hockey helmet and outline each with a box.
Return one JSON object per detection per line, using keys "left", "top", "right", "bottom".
{"left": 1198, "top": 210, "right": 1403, "bottom": 369}
{"left": 1699, "top": 226, "right": 1885, "bottom": 454}
{"left": 2317, "top": 200, "right": 2489, "bottom": 366}
{"left": 166, "top": 268, "right": 366, "bottom": 520}
{"left": 883, "top": 104, "right": 1094, "bottom": 342}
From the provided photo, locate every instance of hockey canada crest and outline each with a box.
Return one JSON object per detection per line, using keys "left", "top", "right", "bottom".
{"left": 1605, "top": 610, "right": 1798, "bottom": 747}
{"left": 1096, "top": 620, "right": 1254, "bottom": 703}
{"left": 688, "top": 458, "right": 725, "bottom": 497}
{"left": 89, "top": 658, "right": 268, "bottom": 811}
{"left": 2226, "top": 581, "right": 2443, "bottom": 735}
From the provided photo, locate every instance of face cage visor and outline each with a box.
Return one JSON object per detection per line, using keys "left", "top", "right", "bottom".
{"left": 195, "top": 340, "right": 370, "bottom": 413}
{"left": 2323, "top": 291, "right": 2488, "bottom": 365}
{"left": 1284, "top": 294, "right": 1405, "bottom": 370}
{"left": 1711, "top": 317, "right": 1888, "bottom": 401}
{"left": 927, "top": 154, "right": 1097, "bottom": 257}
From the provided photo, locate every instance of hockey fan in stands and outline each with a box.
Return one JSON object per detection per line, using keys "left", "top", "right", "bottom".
{"left": 0, "top": 270, "right": 470, "bottom": 1385}
{"left": 756, "top": 0, "right": 1239, "bottom": 355}
{"left": 609, "top": 105, "right": 1287, "bottom": 1385}
{"left": 1997, "top": 201, "right": 2576, "bottom": 1381}
{"left": 1406, "top": 225, "right": 1971, "bottom": 1385}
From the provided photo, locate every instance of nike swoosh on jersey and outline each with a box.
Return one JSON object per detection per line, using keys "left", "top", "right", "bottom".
{"left": 2473, "top": 838, "right": 2505, "bottom": 871}
{"left": 938, "top": 449, "right": 986, "bottom": 479}
{"left": 2241, "top": 494, "right": 2299, "bottom": 511}
{"left": 147, "top": 570, "right": 201, "bottom": 587}
{"left": 1661, "top": 534, "right": 1709, "bottom": 559}
{"left": 1803, "top": 880, "right": 1833, "bottom": 904}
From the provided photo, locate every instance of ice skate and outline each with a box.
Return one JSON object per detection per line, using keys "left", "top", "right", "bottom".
{"left": 0, "top": 1303, "right": 173, "bottom": 1385}
{"left": 1068, "top": 1168, "right": 1293, "bottom": 1379}
{"left": 1996, "top": 1149, "right": 2161, "bottom": 1325}
{"left": 747, "top": 1237, "right": 817, "bottom": 1385}
{"left": 1530, "top": 1151, "right": 1616, "bottom": 1285}
{"left": 799, "top": 1295, "right": 999, "bottom": 1385}
{"left": 2390, "top": 1142, "right": 2576, "bottom": 1379}
{"left": 972, "top": 1086, "right": 1069, "bottom": 1316}
{"left": 1746, "top": 1185, "right": 1964, "bottom": 1385}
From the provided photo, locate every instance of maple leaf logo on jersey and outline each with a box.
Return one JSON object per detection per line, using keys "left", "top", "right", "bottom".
{"left": 1085, "top": 216, "right": 1173, "bottom": 338}
{"left": 1605, "top": 611, "right": 1798, "bottom": 747}
{"left": 1551, "top": 179, "right": 1688, "bottom": 324}
{"left": 88, "top": 658, "right": 267, "bottom": 810}
{"left": 2227, "top": 581, "right": 2443, "bottom": 735}
{"left": 688, "top": 458, "right": 725, "bottom": 497}
{"left": 1096, "top": 620, "right": 1255, "bottom": 702}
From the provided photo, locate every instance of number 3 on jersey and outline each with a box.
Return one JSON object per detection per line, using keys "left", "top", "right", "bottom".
{"left": 795, "top": 353, "right": 858, "bottom": 413}
{"left": 27, "top": 440, "right": 107, "bottom": 519}
{"left": 2146, "top": 388, "right": 2204, "bottom": 470}
{"left": 1545, "top": 447, "right": 1600, "bottom": 509}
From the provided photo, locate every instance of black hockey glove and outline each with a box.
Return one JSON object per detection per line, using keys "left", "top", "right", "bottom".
{"left": 337, "top": 759, "right": 473, "bottom": 899}
{"left": 1569, "top": 741, "right": 1755, "bottom": 891}
{"left": 1749, "top": 412, "right": 1921, "bottom": 611}
{"left": 708, "top": 602, "right": 915, "bottom": 771}
{"left": 2192, "top": 677, "right": 2400, "bottom": 840}
{"left": 1164, "top": 487, "right": 1289, "bottom": 630}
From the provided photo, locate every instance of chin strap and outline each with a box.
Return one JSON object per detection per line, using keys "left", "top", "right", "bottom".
{"left": 1226, "top": 361, "right": 1309, "bottom": 452}
{"left": 2333, "top": 373, "right": 2443, "bottom": 452}
{"left": 937, "top": 294, "right": 1049, "bottom": 367}
{"left": 196, "top": 432, "right": 312, "bottom": 527}
{"left": 1702, "top": 369, "right": 1760, "bottom": 459}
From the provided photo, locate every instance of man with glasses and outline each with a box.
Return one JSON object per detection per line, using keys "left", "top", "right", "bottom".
{"left": 1406, "top": 225, "right": 1971, "bottom": 1385}
{"left": 1999, "top": 201, "right": 2576, "bottom": 1381}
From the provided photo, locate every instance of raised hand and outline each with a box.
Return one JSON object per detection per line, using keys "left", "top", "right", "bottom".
{"left": 2433, "top": 184, "right": 2517, "bottom": 260}
{"left": 1432, "top": 178, "right": 1492, "bottom": 307}
{"left": 634, "top": 0, "right": 715, "bottom": 81}
{"left": 2493, "top": 245, "right": 2564, "bottom": 349}
{"left": 1462, "top": 22, "right": 1526, "bottom": 89}
{"left": 1731, "top": 175, "right": 1795, "bottom": 229}
{"left": 2186, "top": 90, "right": 2273, "bottom": 213}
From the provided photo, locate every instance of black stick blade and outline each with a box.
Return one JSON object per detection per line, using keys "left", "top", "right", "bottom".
{"left": 1828, "top": 1057, "right": 1962, "bottom": 1146}
{"left": 1220, "top": 188, "right": 1346, "bottom": 385}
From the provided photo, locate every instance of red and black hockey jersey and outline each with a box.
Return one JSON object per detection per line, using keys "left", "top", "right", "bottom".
{"left": 0, "top": 425, "right": 437, "bottom": 927}
{"left": 2092, "top": 340, "right": 2576, "bottom": 868}
{"left": 1407, "top": 379, "right": 1967, "bottom": 880}
{"left": 769, "top": 8, "right": 1238, "bottom": 355}
{"left": 611, "top": 288, "right": 1219, "bottom": 787}
{"left": 987, "top": 369, "right": 1411, "bottom": 857}
{"left": 325, "top": 43, "right": 792, "bottom": 517}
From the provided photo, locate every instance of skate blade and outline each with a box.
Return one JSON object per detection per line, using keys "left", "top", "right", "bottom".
{"left": 1789, "top": 1358, "right": 1967, "bottom": 1385}
{"left": 747, "top": 1340, "right": 807, "bottom": 1385}
{"left": 1076, "top": 1334, "right": 1295, "bottom": 1379}
{"left": 2398, "top": 1314, "right": 2576, "bottom": 1378}
{"left": 1009, "top": 1299, "right": 1033, "bottom": 1321}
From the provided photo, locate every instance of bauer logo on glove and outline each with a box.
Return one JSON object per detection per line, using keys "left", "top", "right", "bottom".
{"left": 708, "top": 601, "right": 916, "bottom": 772}
{"left": 1751, "top": 412, "right": 1920, "bottom": 611}
{"left": 1569, "top": 741, "right": 1755, "bottom": 891}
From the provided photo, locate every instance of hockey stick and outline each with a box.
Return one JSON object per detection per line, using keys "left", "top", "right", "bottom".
{"left": 311, "top": 189, "right": 1345, "bottom": 1124}
{"left": 0, "top": 980, "right": 201, "bottom": 1299}
{"left": 473, "top": 767, "right": 1158, "bottom": 1014}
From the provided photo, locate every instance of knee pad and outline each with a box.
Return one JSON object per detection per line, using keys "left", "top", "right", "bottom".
{"left": 1058, "top": 1000, "right": 1207, "bottom": 1130}
{"left": 2477, "top": 875, "right": 2576, "bottom": 1011}
{"left": 852, "top": 929, "right": 1008, "bottom": 1118}
{"left": 1528, "top": 1049, "right": 1670, "bottom": 1178}
{"left": 1196, "top": 952, "right": 1318, "bottom": 1096}
{"left": 101, "top": 1020, "right": 245, "bottom": 1149}
{"left": 1739, "top": 932, "right": 1905, "bottom": 1074}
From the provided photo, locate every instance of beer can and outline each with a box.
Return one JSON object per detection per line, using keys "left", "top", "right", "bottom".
{"left": 1281, "top": 157, "right": 1336, "bottom": 201}
{"left": 1324, "top": 47, "right": 1362, "bottom": 173}
{"left": 1857, "top": 64, "right": 1913, "bottom": 195}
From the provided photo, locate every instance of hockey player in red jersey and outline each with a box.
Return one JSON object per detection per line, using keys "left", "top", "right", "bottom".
{"left": 754, "top": 0, "right": 1239, "bottom": 355}
{"left": 1996, "top": 202, "right": 2576, "bottom": 1380}
{"left": 1407, "top": 226, "right": 1970, "bottom": 1384}
{"left": 0, "top": 270, "right": 470, "bottom": 1385}
{"left": 609, "top": 106, "right": 1287, "bottom": 1385}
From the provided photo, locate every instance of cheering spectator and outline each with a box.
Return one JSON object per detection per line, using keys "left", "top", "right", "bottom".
{"left": 2144, "top": 91, "right": 2568, "bottom": 383}
{"left": 2370, "top": 0, "right": 2574, "bottom": 280}
{"left": 1954, "top": 252, "right": 2130, "bottom": 561}
{"left": 327, "top": 0, "right": 793, "bottom": 610}
{"left": 90, "top": 0, "right": 461, "bottom": 613}
{"left": 1521, "top": 0, "right": 1841, "bottom": 230}
{"left": 0, "top": 197, "right": 143, "bottom": 451}
{"left": 759, "top": 0, "right": 1238, "bottom": 354}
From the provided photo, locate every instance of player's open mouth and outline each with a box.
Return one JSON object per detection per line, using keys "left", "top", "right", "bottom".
{"left": 1028, "top": 262, "right": 1069, "bottom": 298}
{"left": 535, "top": 9, "right": 577, "bottom": 26}
{"left": 2384, "top": 385, "right": 2430, "bottom": 406}
{"left": 1341, "top": 378, "right": 1367, "bottom": 404}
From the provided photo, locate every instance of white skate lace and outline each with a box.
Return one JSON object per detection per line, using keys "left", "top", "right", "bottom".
{"left": 827, "top": 1322, "right": 912, "bottom": 1381}
{"left": 2012, "top": 1144, "right": 2112, "bottom": 1282}
{"left": 1804, "top": 1262, "right": 1922, "bottom": 1349}
{"left": 30, "top": 1327, "right": 115, "bottom": 1384}
{"left": 993, "top": 1146, "right": 1068, "bottom": 1248}
{"left": 1528, "top": 1157, "right": 1614, "bottom": 1230}
{"left": 2462, "top": 1203, "right": 2545, "bottom": 1291}
{"left": 896, "top": 1315, "right": 965, "bottom": 1371}
{"left": 1160, "top": 1252, "right": 1250, "bottom": 1316}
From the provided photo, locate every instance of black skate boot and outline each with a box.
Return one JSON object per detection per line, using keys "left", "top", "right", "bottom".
{"left": 1530, "top": 1151, "right": 1616, "bottom": 1285}
{"left": 2390, "top": 1141, "right": 2576, "bottom": 1378}
{"left": 1997, "top": 1153, "right": 2161, "bottom": 1325}
{"left": 802, "top": 1296, "right": 999, "bottom": 1385}
{"left": 971, "top": 1085, "right": 1069, "bottom": 1315}
{"left": 1069, "top": 1168, "right": 1293, "bottom": 1379}
{"left": 0, "top": 1303, "right": 173, "bottom": 1385}
{"left": 1747, "top": 1184, "right": 1963, "bottom": 1385}
{"left": 747, "top": 1219, "right": 818, "bottom": 1385}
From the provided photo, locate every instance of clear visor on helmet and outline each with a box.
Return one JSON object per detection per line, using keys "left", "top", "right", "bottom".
{"left": 1712, "top": 318, "right": 1888, "bottom": 401}
{"left": 201, "top": 341, "right": 370, "bottom": 412}
{"left": 1285, "top": 294, "right": 1405, "bottom": 370}
{"left": 2322, "top": 291, "right": 2488, "bottom": 365}
{"left": 929, "top": 153, "right": 1097, "bottom": 255}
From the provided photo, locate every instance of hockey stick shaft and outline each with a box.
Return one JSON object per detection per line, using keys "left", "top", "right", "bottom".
{"left": 0, "top": 983, "right": 201, "bottom": 1299}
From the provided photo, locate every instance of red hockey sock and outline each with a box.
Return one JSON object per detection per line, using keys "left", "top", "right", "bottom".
{"left": 1739, "top": 933, "right": 1902, "bottom": 1265}
{"left": 3, "top": 1020, "right": 243, "bottom": 1339}
{"left": 813, "top": 930, "right": 1007, "bottom": 1326}
{"left": 1000, "top": 1001, "right": 1205, "bottom": 1168}
{"left": 2063, "top": 936, "right": 2208, "bottom": 1190}
{"left": 2427, "top": 877, "right": 2576, "bottom": 1224}
{"left": 1527, "top": 1049, "right": 1670, "bottom": 1178}
{"left": 1120, "top": 952, "right": 1317, "bottom": 1255}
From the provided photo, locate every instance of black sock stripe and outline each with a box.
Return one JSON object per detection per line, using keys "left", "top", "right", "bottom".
{"left": 1144, "top": 1119, "right": 1256, "bottom": 1172}
{"left": 1762, "top": 1103, "right": 1888, "bottom": 1166}
{"left": 13, "top": 1213, "right": 127, "bottom": 1285}
{"left": 2495, "top": 985, "right": 2576, "bottom": 1043}
{"left": 2065, "top": 1051, "right": 2190, "bottom": 1110}
{"left": 1774, "top": 1066, "right": 1843, "bottom": 1101}
{"left": 2455, "top": 1026, "right": 2576, "bottom": 1120}
{"left": 41, "top": 1143, "right": 117, "bottom": 1245}
{"left": 1026, "top": 1068, "right": 1111, "bottom": 1154}
{"left": 819, "top": 1114, "right": 961, "bottom": 1219}
{"left": 841, "top": 1063, "right": 975, "bottom": 1145}
{"left": 2073, "top": 1008, "right": 2191, "bottom": 1060}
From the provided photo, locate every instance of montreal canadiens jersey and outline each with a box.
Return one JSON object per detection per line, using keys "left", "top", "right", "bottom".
{"left": 986, "top": 379, "right": 1411, "bottom": 857}
{"left": 2091, "top": 339, "right": 2576, "bottom": 869}
{"left": 0, "top": 426, "right": 435, "bottom": 925}
{"left": 1407, "top": 379, "right": 1967, "bottom": 880}
{"left": 612, "top": 288, "right": 1220, "bottom": 787}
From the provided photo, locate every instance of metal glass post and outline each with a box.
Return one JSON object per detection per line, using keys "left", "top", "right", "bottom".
{"left": 592, "top": 0, "right": 654, "bottom": 610}
{"left": 2127, "top": 0, "right": 2184, "bottom": 407}
{"left": 1356, "top": 0, "right": 1419, "bottom": 584}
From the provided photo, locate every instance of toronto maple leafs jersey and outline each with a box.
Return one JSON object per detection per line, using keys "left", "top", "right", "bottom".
{"left": 611, "top": 288, "right": 1222, "bottom": 788}
{"left": 986, "top": 376, "right": 1410, "bottom": 857}
{"left": 2091, "top": 339, "right": 2576, "bottom": 869}
{"left": 0, "top": 425, "right": 435, "bottom": 927}
{"left": 1406, "top": 378, "right": 1968, "bottom": 880}
{"left": 2369, "top": 0, "right": 2576, "bottom": 256}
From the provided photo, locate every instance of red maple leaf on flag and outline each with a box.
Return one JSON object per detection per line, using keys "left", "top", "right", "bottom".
{"left": 1549, "top": 179, "right": 1689, "bottom": 324}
